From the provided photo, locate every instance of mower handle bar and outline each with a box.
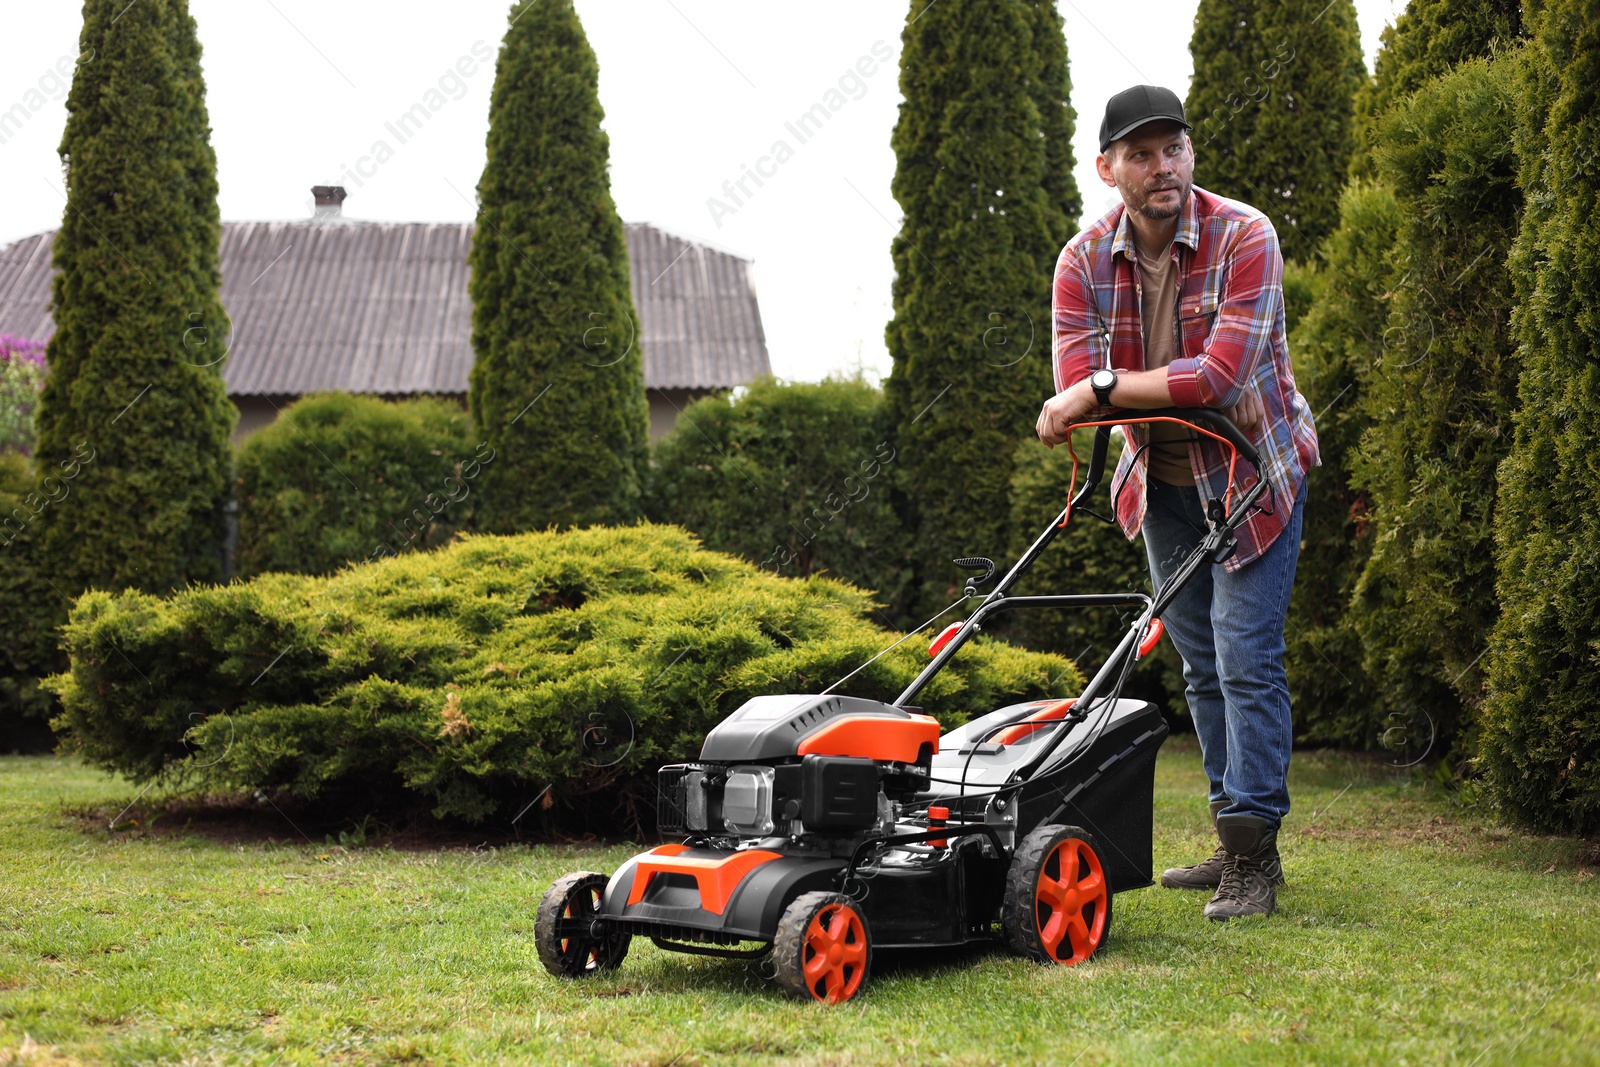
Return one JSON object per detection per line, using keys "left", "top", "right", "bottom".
{"left": 893, "top": 408, "right": 1268, "bottom": 710}
{"left": 1068, "top": 406, "right": 1262, "bottom": 512}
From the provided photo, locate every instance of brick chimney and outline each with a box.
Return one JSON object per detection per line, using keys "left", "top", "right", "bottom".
{"left": 311, "top": 185, "right": 347, "bottom": 221}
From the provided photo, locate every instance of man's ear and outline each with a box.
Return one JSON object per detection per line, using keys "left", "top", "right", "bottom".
{"left": 1095, "top": 151, "right": 1117, "bottom": 188}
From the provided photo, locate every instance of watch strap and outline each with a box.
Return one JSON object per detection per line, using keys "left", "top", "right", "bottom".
{"left": 1091, "top": 371, "right": 1115, "bottom": 406}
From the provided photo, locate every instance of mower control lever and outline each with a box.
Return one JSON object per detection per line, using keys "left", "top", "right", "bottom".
{"left": 952, "top": 557, "right": 997, "bottom": 595}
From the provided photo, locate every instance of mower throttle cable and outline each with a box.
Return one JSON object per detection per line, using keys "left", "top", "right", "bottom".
{"left": 818, "top": 594, "right": 973, "bottom": 697}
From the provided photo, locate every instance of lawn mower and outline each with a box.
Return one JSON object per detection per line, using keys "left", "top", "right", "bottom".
{"left": 536, "top": 408, "right": 1268, "bottom": 1003}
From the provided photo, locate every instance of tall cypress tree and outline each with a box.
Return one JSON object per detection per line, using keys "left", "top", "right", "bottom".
{"left": 884, "top": 0, "right": 1076, "bottom": 620}
{"left": 1347, "top": 0, "right": 1524, "bottom": 181}
{"left": 1024, "top": 0, "right": 1082, "bottom": 230}
{"left": 468, "top": 0, "right": 648, "bottom": 532}
{"left": 1348, "top": 55, "right": 1523, "bottom": 752}
{"left": 1184, "top": 0, "right": 1260, "bottom": 205}
{"left": 33, "top": 0, "right": 234, "bottom": 598}
{"left": 1184, "top": 0, "right": 1365, "bottom": 262}
{"left": 1480, "top": 0, "right": 1600, "bottom": 834}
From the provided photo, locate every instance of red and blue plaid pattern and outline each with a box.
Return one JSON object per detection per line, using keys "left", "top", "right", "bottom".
{"left": 1051, "top": 186, "right": 1320, "bottom": 572}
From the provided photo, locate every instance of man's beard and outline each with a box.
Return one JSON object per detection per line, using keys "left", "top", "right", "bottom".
{"left": 1132, "top": 181, "right": 1189, "bottom": 220}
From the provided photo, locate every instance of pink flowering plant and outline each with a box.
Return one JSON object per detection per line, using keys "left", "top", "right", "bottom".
{"left": 0, "top": 334, "right": 47, "bottom": 455}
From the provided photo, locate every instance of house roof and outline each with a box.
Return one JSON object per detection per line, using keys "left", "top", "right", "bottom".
{"left": 0, "top": 220, "right": 769, "bottom": 395}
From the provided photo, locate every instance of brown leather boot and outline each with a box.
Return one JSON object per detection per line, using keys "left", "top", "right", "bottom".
{"left": 1159, "top": 800, "right": 1229, "bottom": 889}
{"left": 1204, "top": 813, "right": 1283, "bottom": 921}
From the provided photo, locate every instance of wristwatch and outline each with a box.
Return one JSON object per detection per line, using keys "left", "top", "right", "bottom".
{"left": 1089, "top": 368, "right": 1118, "bottom": 407}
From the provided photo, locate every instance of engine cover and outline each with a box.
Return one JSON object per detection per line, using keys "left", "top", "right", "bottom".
{"left": 700, "top": 694, "right": 941, "bottom": 764}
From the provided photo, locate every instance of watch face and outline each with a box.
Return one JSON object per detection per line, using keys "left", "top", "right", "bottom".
{"left": 1092, "top": 370, "right": 1115, "bottom": 389}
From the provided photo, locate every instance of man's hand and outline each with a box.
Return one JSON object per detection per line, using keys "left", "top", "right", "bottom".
{"left": 1226, "top": 389, "right": 1264, "bottom": 435}
{"left": 1036, "top": 380, "right": 1100, "bottom": 448}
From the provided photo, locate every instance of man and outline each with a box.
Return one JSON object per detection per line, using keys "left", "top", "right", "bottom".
{"left": 1036, "top": 85, "right": 1319, "bottom": 920}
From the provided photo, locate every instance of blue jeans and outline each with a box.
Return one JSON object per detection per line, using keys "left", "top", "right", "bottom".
{"left": 1141, "top": 475, "right": 1307, "bottom": 828}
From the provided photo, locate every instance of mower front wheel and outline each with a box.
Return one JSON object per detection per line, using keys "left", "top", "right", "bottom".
{"left": 773, "top": 891, "right": 872, "bottom": 1004}
{"left": 1003, "top": 824, "right": 1112, "bottom": 965}
{"left": 535, "top": 871, "right": 631, "bottom": 978}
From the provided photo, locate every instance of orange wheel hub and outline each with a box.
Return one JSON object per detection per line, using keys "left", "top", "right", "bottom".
{"left": 561, "top": 883, "right": 604, "bottom": 970}
{"left": 1034, "top": 837, "right": 1108, "bottom": 964}
{"left": 801, "top": 903, "right": 868, "bottom": 1002}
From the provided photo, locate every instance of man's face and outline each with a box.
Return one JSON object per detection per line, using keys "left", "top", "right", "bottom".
{"left": 1096, "top": 121, "right": 1193, "bottom": 222}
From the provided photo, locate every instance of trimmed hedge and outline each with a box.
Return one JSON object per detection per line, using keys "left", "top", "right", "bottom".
{"left": 48, "top": 524, "right": 1080, "bottom": 826}
{"left": 1280, "top": 261, "right": 1326, "bottom": 336}
{"left": 235, "top": 393, "right": 484, "bottom": 579}
{"left": 0, "top": 453, "right": 60, "bottom": 750}
{"left": 0, "top": 335, "right": 46, "bottom": 456}
{"left": 1479, "top": 0, "right": 1600, "bottom": 834}
{"left": 645, "top": 377, "right": 909, "bottom": 609}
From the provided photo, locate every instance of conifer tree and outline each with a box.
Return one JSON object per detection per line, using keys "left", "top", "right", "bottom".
{"left": 1184, "top": 0, "right": 1365, "bottom": 261}
{"left": 1024, "top": 0, "right": 1082, "bottom": 229}
{"left": 1348, "top": 55, "right": 1523, "bottom": 750}
{"left": 468, "top": 0, "right": 648, "bottom": 532}
{"left": 1285, "top": 0, "right": 1525, "bottom": 751}
{"left": 1480, "top": 0, "right": 1600, "bottom": 833}
{"left": 1347, "top": 0, "right": 1524, "bottom": 180}
{"left": 1283, "top": 183, "right": 1399, "bottom": 746}
{"left": 884, "top": 0, "right": 1076, "bottom": 619}
{"left": 33, "top": 0, "right": 235, "bottom": 599}
{"left": 1184, "top": 0, "right": 1260, "bottom": 205}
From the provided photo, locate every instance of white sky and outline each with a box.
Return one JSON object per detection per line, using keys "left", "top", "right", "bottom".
{"left": 1, "top": 0, "right": 1403, "bottom": 383}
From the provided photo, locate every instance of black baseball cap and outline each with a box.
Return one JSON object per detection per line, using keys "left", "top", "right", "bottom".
{"left": 1099, "top": 85, "right": 1192, "bottom": 152}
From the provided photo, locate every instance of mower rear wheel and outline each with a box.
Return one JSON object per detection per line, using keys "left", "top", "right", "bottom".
{"left": 773, "top": 891, "right": 872, "bottom": 1004}
{"left": 1003, "top": 824, "right": 1112, "bottom": 965}
{"left": 535, "top": 871, "right": 630, "bottom": 978}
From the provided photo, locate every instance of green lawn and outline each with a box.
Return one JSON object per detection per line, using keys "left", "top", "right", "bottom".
{"left": 1, "top": 742, "right": 1596, "bottom": 1066}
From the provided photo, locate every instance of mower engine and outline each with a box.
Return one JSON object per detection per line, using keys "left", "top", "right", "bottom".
{"left": 654, "top": 694, "right": 939, "bottom": 845}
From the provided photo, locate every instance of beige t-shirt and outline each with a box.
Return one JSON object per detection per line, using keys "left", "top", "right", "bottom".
{"left": 1136, "top": 237, "right": 1194, "bottom": 485}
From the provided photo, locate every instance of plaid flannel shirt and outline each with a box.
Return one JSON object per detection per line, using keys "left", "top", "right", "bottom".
{"left": 1051, "top": 185, "right": 1320, "bottom": 572}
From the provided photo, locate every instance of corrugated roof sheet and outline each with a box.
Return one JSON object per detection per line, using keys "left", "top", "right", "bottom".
{"left": 0, "top": 220, "right": 769, "bottom": 394}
